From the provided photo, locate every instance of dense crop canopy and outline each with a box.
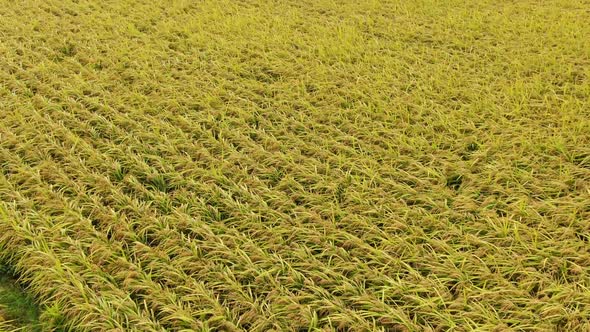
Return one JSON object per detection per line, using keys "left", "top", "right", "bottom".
{"left": 0, "top": 0, "right": 589, "bottom": 331}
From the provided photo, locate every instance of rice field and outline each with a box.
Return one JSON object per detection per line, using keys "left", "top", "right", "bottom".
{"left": 0, "top": 0, "right": 589, "bottom": 331}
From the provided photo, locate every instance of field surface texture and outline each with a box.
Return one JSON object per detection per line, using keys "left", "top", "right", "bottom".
{"left": 1, "top": 0, "right": 590, "bottom": 331}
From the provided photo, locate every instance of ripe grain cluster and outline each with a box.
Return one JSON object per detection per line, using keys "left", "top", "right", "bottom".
{"left": 1, "top": 0, "right": 589, "bottom": 331}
